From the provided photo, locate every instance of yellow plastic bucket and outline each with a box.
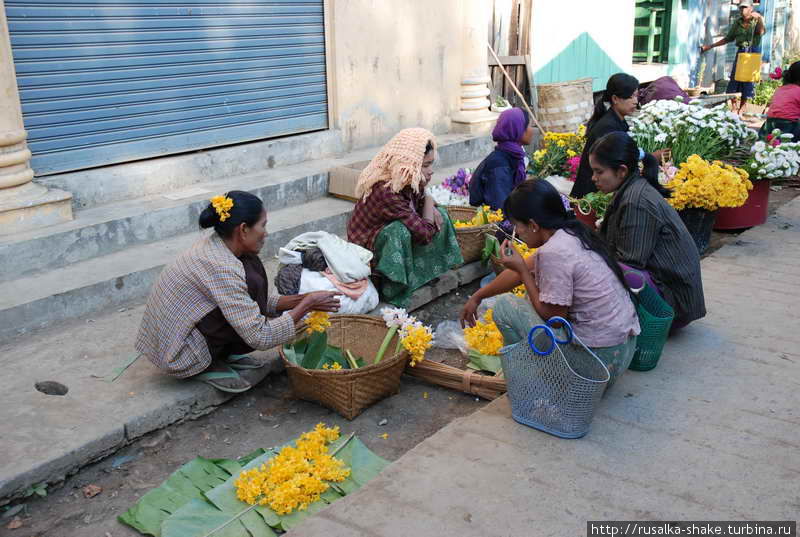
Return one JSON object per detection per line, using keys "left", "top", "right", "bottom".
{"left": 735, "top": 52, "right": 762, "bottom": 83}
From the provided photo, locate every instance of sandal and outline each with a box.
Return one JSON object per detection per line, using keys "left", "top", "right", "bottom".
{"left": 194, "top": 366, "right": 252, "bottom": 393}
{"left": 224, "top": 354, "right": 266, "bottom": 370}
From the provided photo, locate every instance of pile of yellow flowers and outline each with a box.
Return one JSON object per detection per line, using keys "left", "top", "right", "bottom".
{"left": 511, "top": 284, "right": 527, "bottom": 298}
{"left": 306, "top": 311, "right": 331, "bottom": 334}
{"left": 464, "top": 309, "right": 504, "bottom": 356}
{"left": 400, "top": 323, "right": 434, "bottom": 367}
{"left": 533, "top": 125, "right": 586, "bottom": 166}
{"left": 234, "top": 424, "right": 350, "bottom": 515}
{"left": 666, "top": 155, "right": 752, "bottom": 211}
{"left": 454, "top": 206, "right": 504, "bottom": 228}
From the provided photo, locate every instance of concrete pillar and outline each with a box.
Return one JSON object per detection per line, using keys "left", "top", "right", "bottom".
{"left": 0, "top": 0, "right": 71, "bottom": 235}
{"left": 451, "top": 0, "right": 498, "bottom": 135}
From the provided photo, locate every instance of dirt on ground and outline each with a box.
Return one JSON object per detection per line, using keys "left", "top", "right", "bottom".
{"left": 0, "top": 282, "right": 485, "bottom": 537}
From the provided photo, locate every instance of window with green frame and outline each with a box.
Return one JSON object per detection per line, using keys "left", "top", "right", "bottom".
{"left": 633, "top": 0, "right": 677, "bottom": 63}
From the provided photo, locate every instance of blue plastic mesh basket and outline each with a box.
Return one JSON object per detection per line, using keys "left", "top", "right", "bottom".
{"left": 500, "top": 317, "right": 610, "bottom": 439}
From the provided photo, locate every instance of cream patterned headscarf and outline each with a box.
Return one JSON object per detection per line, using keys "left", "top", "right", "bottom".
{"left": 355, "top": 128, "right": 436, "bottom": 199}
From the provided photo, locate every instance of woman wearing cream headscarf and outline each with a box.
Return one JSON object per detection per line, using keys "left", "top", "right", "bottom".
{"left": 347, "top": 128, "right": 463, "bottom": 307}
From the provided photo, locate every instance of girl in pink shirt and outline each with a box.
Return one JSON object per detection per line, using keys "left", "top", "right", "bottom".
{"left": 763, "top": 62, "right": 800, "bottom": 141}
{"left": 460, "top": 180, "right": 640, "bottom": 389}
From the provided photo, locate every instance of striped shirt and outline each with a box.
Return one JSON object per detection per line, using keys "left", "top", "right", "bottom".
{"left": 135, "top": 233, "right": 295, "bottom": 378}
{"left": 600, "top": 175, "right": 706, "bottom": 324}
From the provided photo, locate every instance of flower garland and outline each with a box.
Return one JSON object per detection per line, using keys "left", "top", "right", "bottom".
{"left": 234, "top": 424, "right": 350, "bottom": 515}
{"left": 666, "top": 155, "right": 752, "bottom": 211}
{"left": 210, "top": 195, "right": 234, "bottom": 222}
{"left": 464, "top": 309, "right": 504, "bottom": 356}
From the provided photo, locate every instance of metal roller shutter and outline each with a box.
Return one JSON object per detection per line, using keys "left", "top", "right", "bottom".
{"left": 5, "top": 0, "right": 328, "bottom": 175}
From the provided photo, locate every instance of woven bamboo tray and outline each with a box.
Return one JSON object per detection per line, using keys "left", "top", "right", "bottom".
{"left": 280, "top": 315, "right": 409, "bottom": 420}
{"left": 405, "top": 359, "right": 506, "bottom": 400}
{"left": 446, "top": 206, "right": 492, "bottom": 264}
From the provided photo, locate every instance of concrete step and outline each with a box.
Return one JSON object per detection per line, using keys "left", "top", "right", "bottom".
{"left": 0, "top": 133, "right": 491, "bottom": 283}
{"left": 0, "top": 159, "right": 483, "bottom": 342}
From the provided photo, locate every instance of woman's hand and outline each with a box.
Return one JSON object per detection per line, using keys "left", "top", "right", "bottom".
{"left": 300, "top": 291, "right": 342, "bottom": 313}
{"left": 432, "top": 207, "right": 444, "bottom": 230}
{"left": 498, "top": 239, "right": 528, "bottom": 275}
{"left": 460, "top": 296, "right": 482, "bottom": 328}
{"left": 700, "top": 44, "right": 711, "bottom": 53}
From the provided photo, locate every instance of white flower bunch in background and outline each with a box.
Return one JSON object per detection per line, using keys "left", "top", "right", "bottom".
{"left": 427, "top": 184, "right": 470, "bottom": 207}
{"left": 746, "top": 133, "right": 800, "bottom": 181}
{"left": 630, "top": 99, "right": 756, "bottom": 164}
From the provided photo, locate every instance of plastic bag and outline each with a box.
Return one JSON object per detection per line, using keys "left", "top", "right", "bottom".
{"left": 433, "top": 320, "right": 467, "bottom": 352}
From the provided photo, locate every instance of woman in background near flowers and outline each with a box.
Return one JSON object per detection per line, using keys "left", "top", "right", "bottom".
{"left": 572, "top": 74, "right": 672, "bottom": 198}
{"left": 469, "top": 107, "right": 535, "bottom": 210}
{"left": 347, "top": 128, "right": 463, "bottom": 308}
{"left": 701, "top": 0, "right": 765, "bottom": 115}
{"left": 136, "top": 191, "right": 341, "bottom": 393}
{"left": 762, "top": 61, "right": 800, "bottom": 141}
{"left": 460, "top": 180, "right": 640, "bottom": 388}
{"left": 590, "top": 132, "right": 706, "bottom": 330}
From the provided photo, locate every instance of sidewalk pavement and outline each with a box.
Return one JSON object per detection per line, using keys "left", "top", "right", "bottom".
{"left": 288, "top": 199, "right": 800, "bottom": 536}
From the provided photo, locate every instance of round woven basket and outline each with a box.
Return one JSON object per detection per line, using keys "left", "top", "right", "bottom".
{"left": 279, "top": 315, "right": 409, "bottom": 420}
{"left": 536, "top": 78, "right": 593, "bottom": 133}
{"left": 446, "top": 206, "right": 491, "bottom": 264}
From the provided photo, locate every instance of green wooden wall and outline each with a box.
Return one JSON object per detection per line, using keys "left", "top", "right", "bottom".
{"left": 532, "top": 32, "right": 626, "bottom": 92}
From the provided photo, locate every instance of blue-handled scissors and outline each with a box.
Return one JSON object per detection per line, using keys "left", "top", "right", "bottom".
{"left": 527, "top": 316, "right": 574, "bottom": 356}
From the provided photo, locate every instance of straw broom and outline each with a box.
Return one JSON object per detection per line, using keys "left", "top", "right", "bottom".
{"left": 405, "top": 359, "right": 506, "bottom": 400}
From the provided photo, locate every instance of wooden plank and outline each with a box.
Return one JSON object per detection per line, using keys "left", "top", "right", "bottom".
{"left": 509, "top": 0, "right": 521, "bottom": 55}
{"left": 488, "top": 55, "right": 526, "bottom": 66}
{"left": 496, "top": 0, "right": 512, "bottom": 55}
{"left": 519, "top": 0, "right": 531, "bottom": 55}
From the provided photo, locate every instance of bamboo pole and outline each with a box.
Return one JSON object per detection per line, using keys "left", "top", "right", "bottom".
{"left": 487, "top": 41, "right": 545, "bottom": 134}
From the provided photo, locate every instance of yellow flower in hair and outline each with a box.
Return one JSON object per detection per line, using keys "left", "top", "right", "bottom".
{"left": 210, "top": 195, "right": 234, "bottom": 222}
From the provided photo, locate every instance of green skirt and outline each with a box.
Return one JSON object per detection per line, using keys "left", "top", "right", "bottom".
{"left": 493, "top": 294, "right": 636, "bottom": 391}
{"left": 373, "top": 207, "right": 464, "bottom": 308}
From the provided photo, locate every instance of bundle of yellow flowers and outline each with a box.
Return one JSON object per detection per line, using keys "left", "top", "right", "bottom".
{"left": 400, "top": 323, "right": 434, "bottom": 366}
{"left": 666, "top": 155, "right": 752, "bottom": 211}
{"left": 454, "top": 206, "right": 504, "bottom": 228}
{"left": 234, "top": 423, "right": 350, "bottom": 515}
{"left": 464, "top": 309, "right": 504, "bottom": 356}
{"left": 532, "top": 125, "right": 586, "bottom": 178}
{"left": 305, "top": 311, "right": 331, "bottom": 334}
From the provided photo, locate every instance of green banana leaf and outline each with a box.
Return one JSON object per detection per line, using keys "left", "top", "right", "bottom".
{"left": 300, "top": 331, "right": 328, "bottom": 369}
{"left": 125, "top": 434, "right": 389, "bottom": 537}
{"left": 117, "top": 457, "right": 242, "bottom": 537}
{"left": 467, "top": 350, "right": 503, "bottom": 375}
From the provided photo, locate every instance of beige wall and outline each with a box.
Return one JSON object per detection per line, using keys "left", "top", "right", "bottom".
{"left": 328, "top": 0, "right": 464, "bottom": 150}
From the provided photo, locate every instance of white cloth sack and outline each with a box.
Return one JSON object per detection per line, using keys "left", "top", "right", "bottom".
{"left": 278, "top": 231, "right": 372, "bottom": 283}
{"left": 298, "top": 269, "right": 379, "bottom": 315}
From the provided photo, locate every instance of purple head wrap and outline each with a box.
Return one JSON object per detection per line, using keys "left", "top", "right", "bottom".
{"left": 492, "top": 108, "right": 529, "bottom": 186}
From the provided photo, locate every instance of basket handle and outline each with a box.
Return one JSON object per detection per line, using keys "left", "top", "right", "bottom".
{"left": 527, "top": 325, "right": 556, "bottom": 356}
{"left": 622, "top": 268, "right": 646, "bottom": 294}
{"left": 545, "top": 316, "right": 573, "bottom": 344}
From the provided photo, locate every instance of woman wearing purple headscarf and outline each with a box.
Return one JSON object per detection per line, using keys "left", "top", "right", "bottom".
{"left": 469, "top": 107, "right": 534, "bottom": 210}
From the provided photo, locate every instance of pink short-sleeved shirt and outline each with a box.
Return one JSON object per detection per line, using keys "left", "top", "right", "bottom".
{"left": 768, "top": 84, "right": 800, "bottom": 121}
{"left": 534, "top": 229, "right": 640, "bottom": 347}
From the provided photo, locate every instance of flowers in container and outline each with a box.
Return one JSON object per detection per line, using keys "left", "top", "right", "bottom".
{"left": 377, "top": 307, "right": 433, "bottom": 367}
{"left": 629, "top": 99, "right": 757, "bottom": 164}
{"left": 530, "top": 126, "right": 586, "bottom": 179}
{"left": 666, "top": 155, "right": 752, "bottom": 211}
{"left": 745, "top": 133, "right": 800, "bottom": 181}
{"left": 283, "top": 312, "right": 363, "bottom": 370}
{"left": 453, "top": 206, "right": 504, "bottom": 228}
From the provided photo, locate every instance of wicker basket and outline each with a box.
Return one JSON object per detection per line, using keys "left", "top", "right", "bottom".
{"left": 446, "top": 206, "right": 491, "bottom": 264}
{"left": 536, "top": 78, "right": 593, "bottom": 133}
{"left": 279, "top": 315, "right": 409, "bottom": 420}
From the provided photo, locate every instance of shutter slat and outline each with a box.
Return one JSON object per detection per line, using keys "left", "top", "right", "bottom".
{"left": 7, "top": 0, "right": 328, "bottom": 174}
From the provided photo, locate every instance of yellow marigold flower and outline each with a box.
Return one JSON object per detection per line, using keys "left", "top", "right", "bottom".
{"left": 666, "top": 155, "right": 750, "bottom": 211}
{"left": 306, "top": 311, "right": 331, "bottom": 334}
{"left": 210, "top": 195, "right": 234, "bottom": 222}
{"left": 380, "top": 433, "right": 389, "bottom": 440}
